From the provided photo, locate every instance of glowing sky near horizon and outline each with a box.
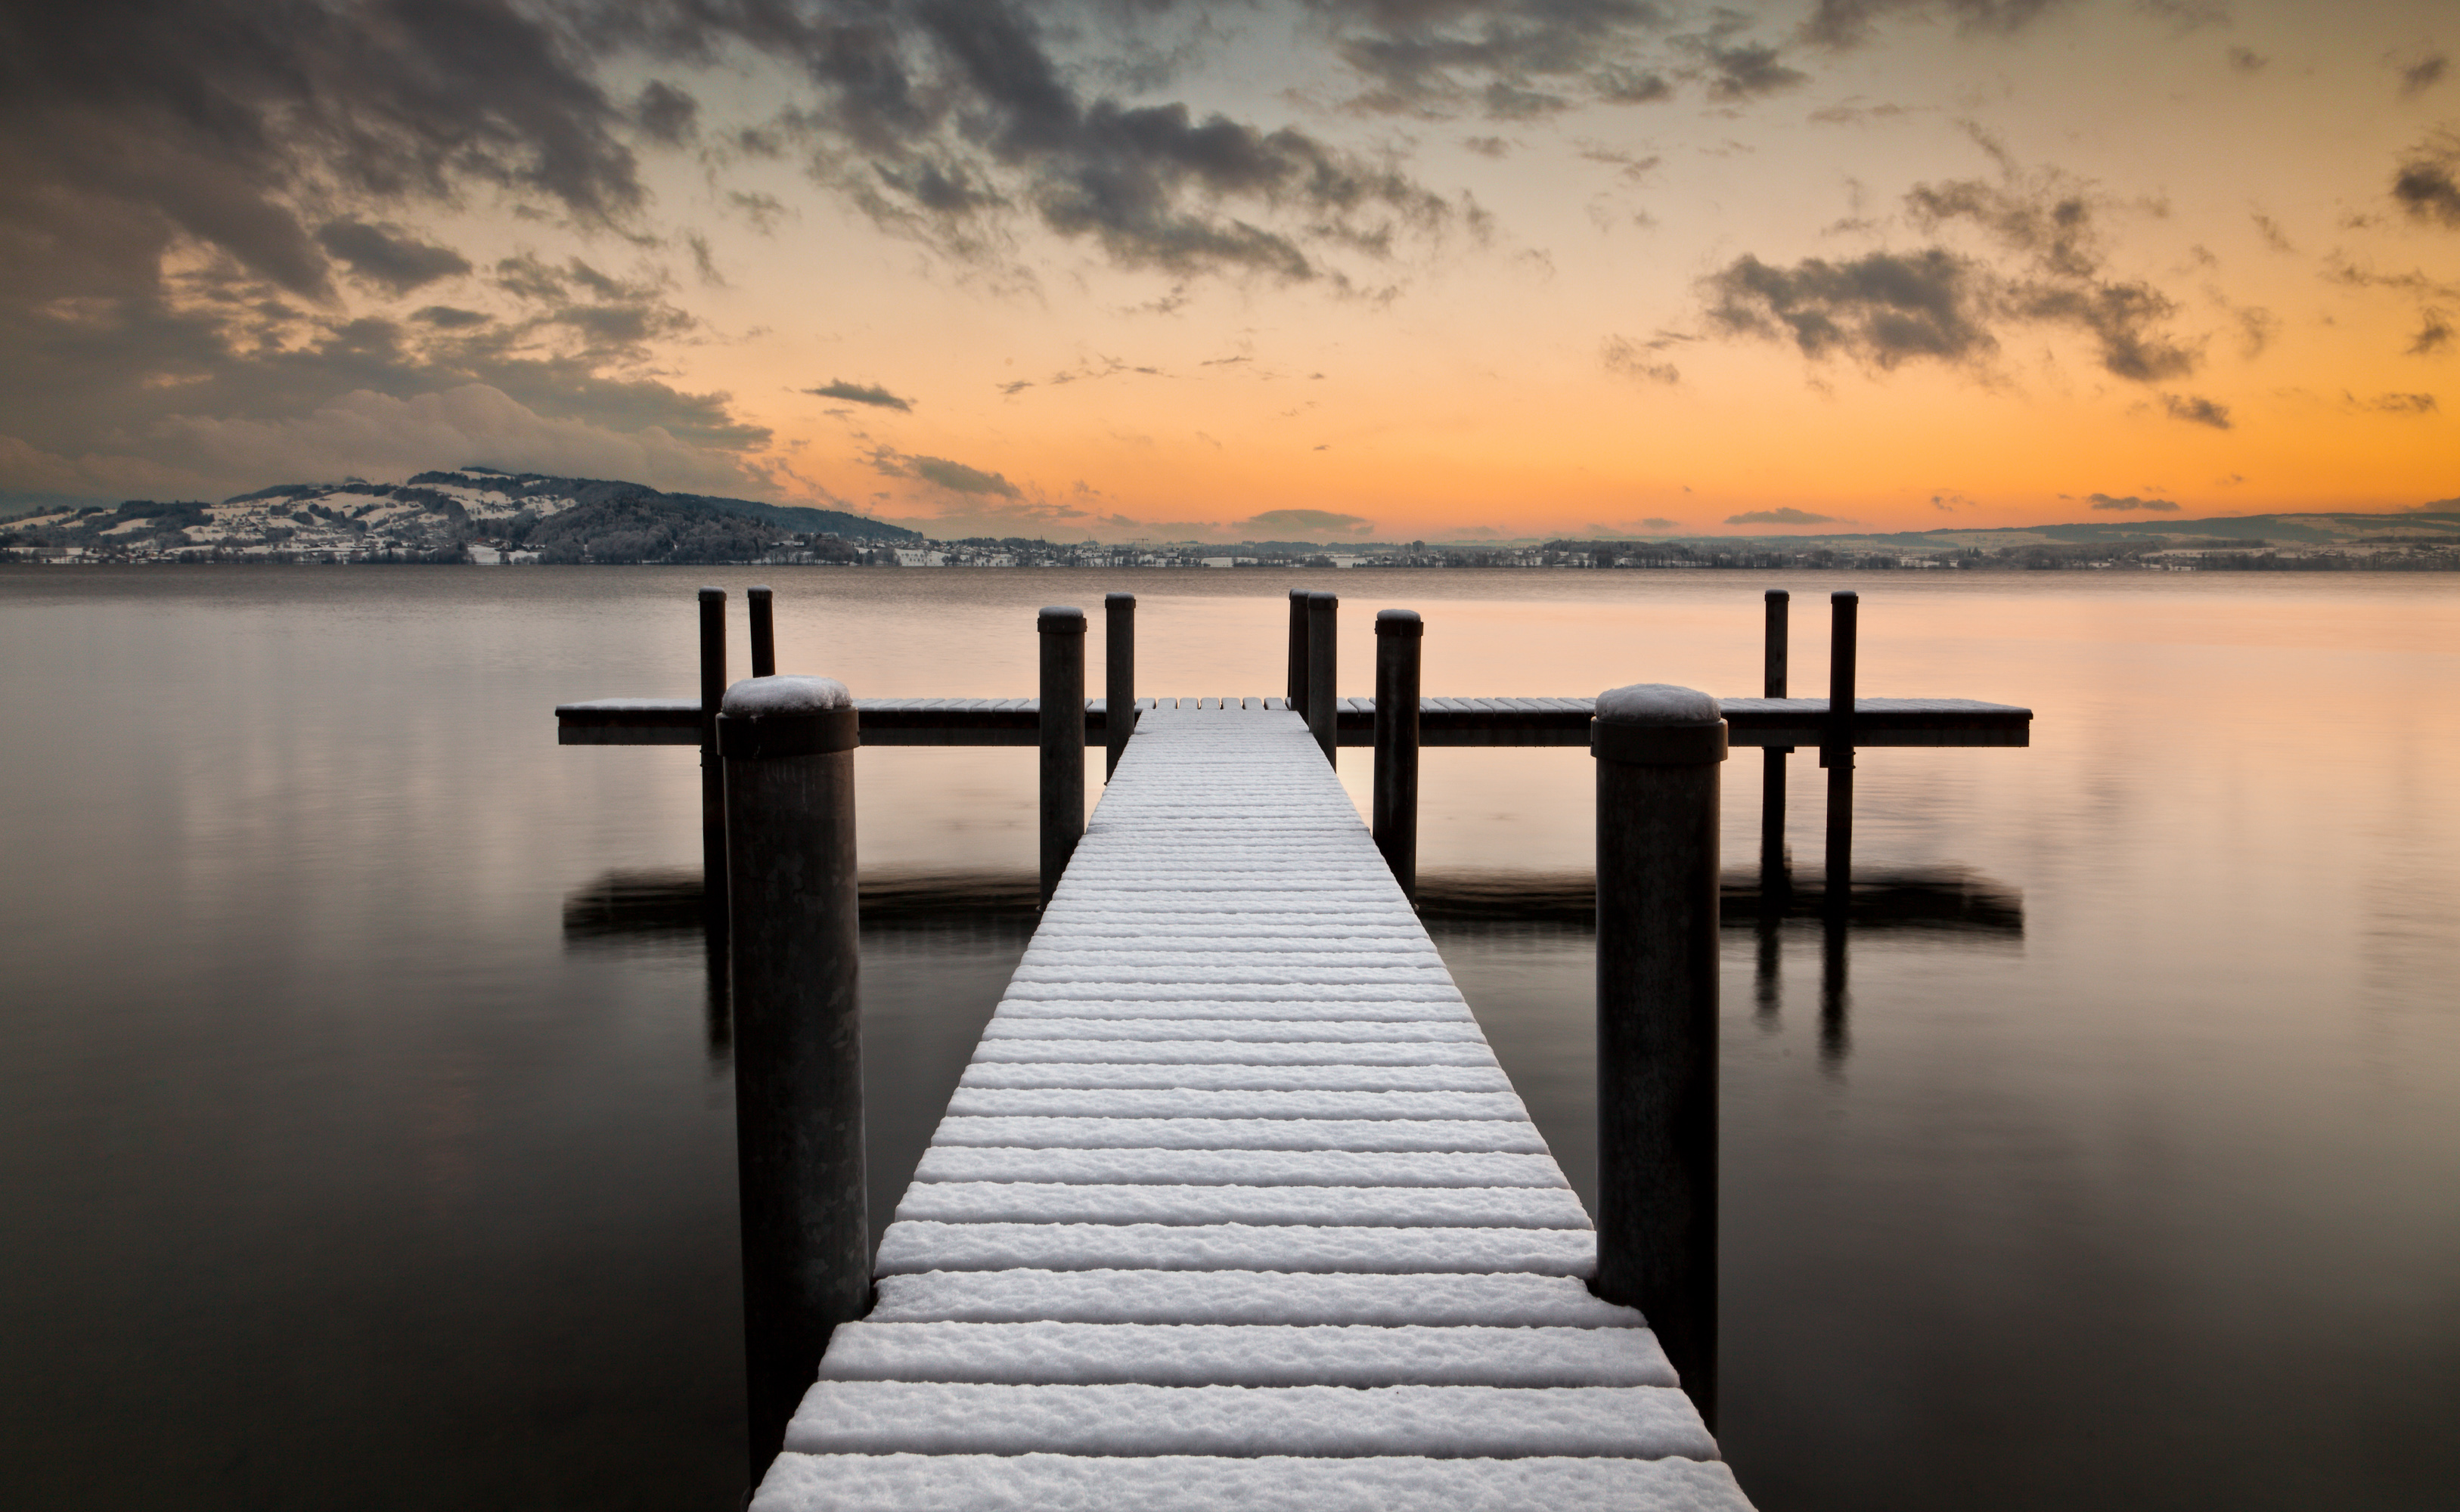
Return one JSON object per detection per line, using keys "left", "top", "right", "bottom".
{"left": 1, "top": 0, "right": 2452, "bottom": 540}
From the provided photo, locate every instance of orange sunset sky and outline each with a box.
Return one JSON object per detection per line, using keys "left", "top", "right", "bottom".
{"left": 2, "top": 0, "right": 2453, "bottom": 541}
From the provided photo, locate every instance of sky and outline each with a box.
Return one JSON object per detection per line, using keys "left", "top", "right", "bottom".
{"left": 1, "top": 0, "right": 2453, "bottom": 542}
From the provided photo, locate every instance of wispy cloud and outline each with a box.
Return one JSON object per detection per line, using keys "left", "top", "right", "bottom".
{"left": 2088, "top": 492, "right": 2181, "bottom": 511}
{"left": 807, "top": 380, "right": 914, "bottom": 412}
{"left": 1727, "top": 506, "right": 1845, "bottom": 525}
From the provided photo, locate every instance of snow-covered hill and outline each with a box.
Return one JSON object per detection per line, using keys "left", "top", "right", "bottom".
{"left": 0, "top": 468, "right": 919, "bottom": 563}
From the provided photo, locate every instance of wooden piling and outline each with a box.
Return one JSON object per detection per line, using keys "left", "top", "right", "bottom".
{"left": 1823, "top": 590, "right": 1857, "bottom": 918}
{"left": 1306, "top": 592, "right": 1338, "bottom": 764}
{"left": 748, "top": 584, "right": 776, "bottom": 679}
{"left": 1372, "top": 609, "right": 1422, "bottom": 902}
{"left": 1286, "top": 587, "right": 1310, "bottom": 717}
{"left": 1105, "top": 593, "right": 1135, "bottom": 779}
{"left": 697, "top": 587, "right": 727, "bottom": 925}
{"left": 1592, "top": 683, "right": 1725, "bottom": 1428}
{"left": 716, "top": 675, "right": 866, "bottom": 1483}
{"left": 1760, "top": 589, "right": 1789, "bottom": 910}
{"left": 1039, "top": 606, "right": 1087, "bottom": 905}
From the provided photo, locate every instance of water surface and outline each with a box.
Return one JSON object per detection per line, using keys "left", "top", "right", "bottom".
{"left": 2, "top": 565, "right": 2454, "bottom": 1509}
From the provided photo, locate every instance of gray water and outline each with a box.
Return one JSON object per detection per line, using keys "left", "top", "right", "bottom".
{"left": 2, "top": 565, "right": 2455, "bottom": 1509}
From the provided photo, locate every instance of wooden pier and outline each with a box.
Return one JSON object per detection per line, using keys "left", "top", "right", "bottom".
{"left": 559, "top": 693, "right": 2030, "bottom": 749}
{"left": 746, "top": 701, "right": 1753, "bottom": 1510}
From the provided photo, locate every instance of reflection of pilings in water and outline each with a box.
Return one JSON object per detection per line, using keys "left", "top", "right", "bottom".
{"left": 563, "top": 868, "right": 1044, "bottom": 946}
{"left": 705, "top": 916, "right": 731, "bottom": 1062}
{"left": 1410, "top": 866, "right": 2023, "bottom": 934}
{"left": 1820, "top": 916, "right": 1850, "bottom": 1069}
{"left": 1754, "top": 912, "right": 1782, "bottom": 1029}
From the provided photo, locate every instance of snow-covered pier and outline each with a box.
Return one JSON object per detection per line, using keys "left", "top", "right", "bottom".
{"left": 746, "top": 701, "right": 1754, "bottom": 1511}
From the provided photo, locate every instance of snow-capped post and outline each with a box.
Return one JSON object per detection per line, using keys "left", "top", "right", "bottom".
{"left": 1306, "top": 591, "right": 1338, "bottom": 763}
{"left": 748, "top": 584, "right": 776, "bottom": 679}
{"left": 1592, "top": 682, "right": 1725, "bottom": 1428}
{"left": 1039, "top": 606, "right": 1087, "bottom": 906}
{"left": 1760, "top": 589, "right": 1790, "bottom": 906}
{"left": 1105, "top": 592, "right": 1136, "bottom": 779}
{"left": 716, "top": 674, "right": 866, "bottom": 1483}
{"left": 1822, "top": 590, "right": 1857, "bottom": 919}
{"left": 1286, "top": 587, "right": 1310, "bottom": 717}
{"left": 697, "top": 586, "right": 727, "bottom": 926}
{"left": 1373, "top": 609, "right": 1422, "bottom": 902}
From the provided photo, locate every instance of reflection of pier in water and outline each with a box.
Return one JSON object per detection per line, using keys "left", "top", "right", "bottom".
{"left": 1416, "top": 863, "right": 2023, "bottom": 1070}
{"left": 564, "top": 862, "right": 2021, "bottom": 1073}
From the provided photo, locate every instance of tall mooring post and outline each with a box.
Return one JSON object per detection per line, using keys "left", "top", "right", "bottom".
{"left": 1039, "top": 606, "right": 1087, "bottom": 905}
{"left": 1760, "top": 590, "right": 1789, "bottom": 901}
{"left": 1306, "top": 591, "right": 1338, "bottom": 764}
{"left": 717, "top": 675, "right": 866, "bottom": 1483}
{"left": 1372, "top": 609, "right": 1422, "bottom": 901}
{"left": 697, "top": 586, "right": 727, "bottom": 925}
{"left": 1593, "top": 683, "right": 1725, "bottom": 1427}
{"left": 747, "top": 584, "right": 777, "bottom": 679}
{"left": 1105, "top": 593, "right": 1136, "bottom": 779}
{"left": 1286, "top": 587, "right": 1310, "bottom": 717}
{"left": 1823, "top": 590, "right": 1857, "bottom": 916}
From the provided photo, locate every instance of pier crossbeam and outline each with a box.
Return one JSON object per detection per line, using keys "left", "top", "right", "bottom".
{"left": 555, "top": 693, "right": 2030, "bottom": 748}
{"left": 746, "top": 703, "right": 1756, "bottom": 1512}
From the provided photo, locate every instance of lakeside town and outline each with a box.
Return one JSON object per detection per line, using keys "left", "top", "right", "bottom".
{"left": 7, "top": 467, "right": 2458, "bottom": 573}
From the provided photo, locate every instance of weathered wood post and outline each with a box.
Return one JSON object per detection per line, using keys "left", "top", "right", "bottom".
{"left": 1760, "top": 589, "right": 1788, "bottom": 906}
{"left": 1593, "top": 683, "right": 1725, "bottom": 1428}
{"left": 1823, "top": 590, "right": 1857, "bottom": 918}
{"left": 1373, "top": 609, "right": 1422, "bottom": 901}
{"left": 1105, "top": 592, "right": 1135, "bottom": 779}
{"left": 1039, "top": 606, "right": 1087, "bottom": 905}
{"left": 697, "top": 586, "right": 727, "bottom": 925}
{"left": 716, "top": 674, "right": 865, "bottom": 1483}
{"left": 748, "top": 584, "right": 776, "bottom": 679}
{"left": 1286, "top": 587, "right": 1310, "bottom": 716}
{"left": 1306, "top": 591, "right": 1338, "bottom": 763}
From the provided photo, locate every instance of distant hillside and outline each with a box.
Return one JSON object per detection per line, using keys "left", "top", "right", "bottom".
{"left": 1525, "top": 507, "right": 2460, "bottom": 553}
{"left": 0, "top": 467, "right": 920, "bottom": 563}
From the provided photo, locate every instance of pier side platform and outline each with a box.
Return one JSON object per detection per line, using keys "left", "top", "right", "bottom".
{"left": 748, "top": 703, "right": 1754, "bottom": 1510}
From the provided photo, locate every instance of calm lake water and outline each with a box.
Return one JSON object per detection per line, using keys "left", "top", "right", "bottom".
{"left": 2, "top": 565, "right": 2455, "bottom": 1510}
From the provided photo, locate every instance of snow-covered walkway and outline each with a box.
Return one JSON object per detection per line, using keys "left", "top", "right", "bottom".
{"left": 749, "top": 702, "right": 1753, "bottom": 1510}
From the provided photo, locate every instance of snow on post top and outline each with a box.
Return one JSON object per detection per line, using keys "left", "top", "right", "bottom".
{"left": 1594, "top": 684, "right": 1720, "bottom": 727}
{"left": 722, "top": 675, "right": 852, "bottom": 717}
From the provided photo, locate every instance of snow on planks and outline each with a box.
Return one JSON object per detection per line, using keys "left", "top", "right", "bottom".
{"left": 750, "top": 702, "right": 1754, "bottom": 1512}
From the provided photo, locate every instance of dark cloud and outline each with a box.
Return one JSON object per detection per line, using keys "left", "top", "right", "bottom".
{"left": 2136, "top": 0, "right": 2228, "bottom": 35}
{"left": 1601, "top": 334, "right": 1682, "bottom": 383}
{"left": 2227, "top": 45, "right": 2266, "bottom": 73}
{"left": 1801, "top": 0, "right": 2075, "bottom": 51}
{"left": 1318, "top": 0, "right": 1677, "bottom": 119}
{"left": 2358, "top": 392, "right": 2438, "bottom": 414}
{"left": 1726, "top": 506, "right": 1842, "bottom": 525}
{"left": 1702, "top": 40, "right": 1808, "bottom": 101}
{"left": 2088, "top": 493, "right": 2180, "bottom": 511}
{"left": 315, "top": 221, "right": 473, "bottom": 295}
{"left": 807, "top": 380, "right": 915, "bottom": 411}
{"left": 2393, "top": 132, "right": 2460, "bottom": 228}
{"left": 1236, "top": 507, "right": 1373, "bottom": 536}
{"left": 2400, "top": 55, "right": 2448, "bottom": 98}
{"left": 1639, "top": 516, "right": 1679, "bottom": 529}
{"left": 2251, "top": 211, "right": 2294, "bottom": 252}
{"left": 2161, "top": 393, "right": 2232, "bottom": 428}
{"left": 2414, "top": 309, "right": 2454, "bottom": 355}
{"left": 1703, "top": 248, "right": 1996, "bottom": 367}
{"left": 872, "top": 448, "right": 1020, "bottom": 497}
{"left": 1702, "top": 148, "right": 2200, "bottom": 383}
{"left": 412, "top": 305, "right": 491, "bottom": 329}
{"left": 634, "top": 80, "right": 700, "bottom": 145}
